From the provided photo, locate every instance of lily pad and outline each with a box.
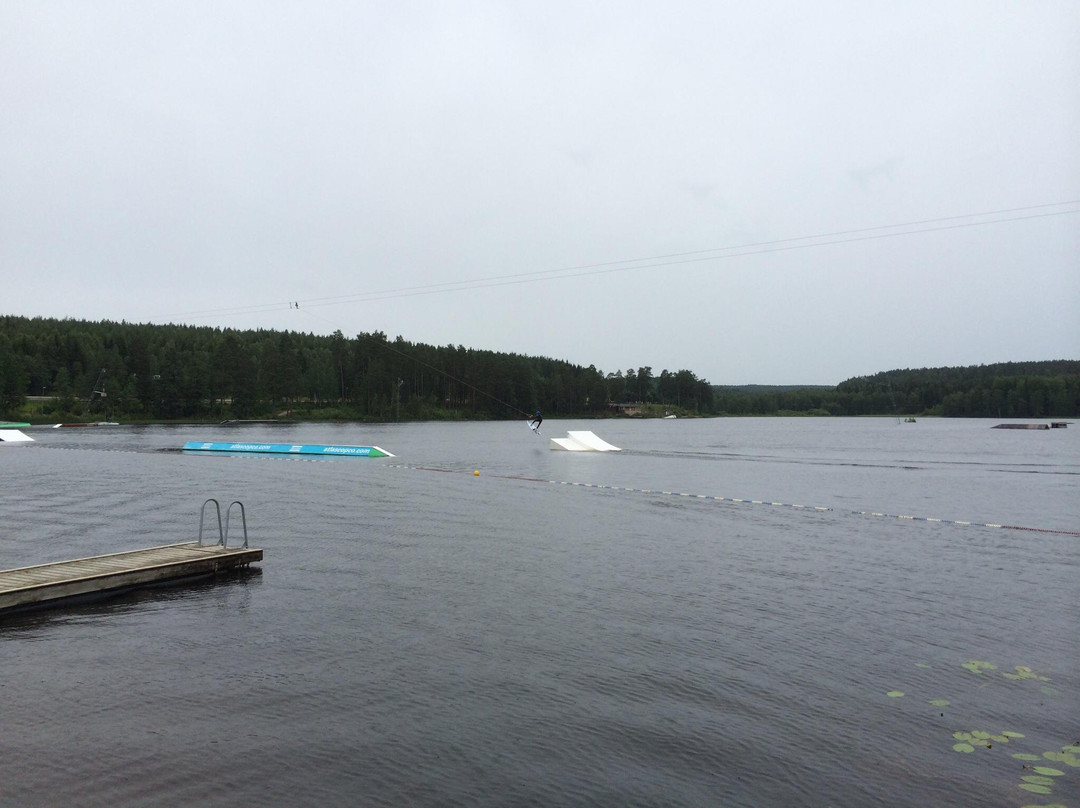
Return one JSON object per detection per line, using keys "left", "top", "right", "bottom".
{"left": 915, "top": 662, "right": 931, "bottom": 669}
{"left": 1004, "top": 665, "right": 1052, "bottom": 682}
{"left": 1032, "top": 766, "right": 1064, "bottom": 776}
{"left": 953, "top": 742, "right": 975, "bottom": 753}
{"left": 929, "top": 699, "right": 949, "bottom": 706}
{"left": 972, "top": 731, "right": 991, "bottom": 740}
{"left": 1022, "top": 776, "right": 1056, "bottom": 786}
{"left": 962, "top": 660, "right": 997, "bottom": 674}
{"left": 1041, "top": 685, "right": 1058, "bottom": 696}
{"left": 1018, "top": 784, "right": 1052, "bottom": 794}
{"left": 1042, "top": 752, "right": 1080, "bottom": 767}
{"left": 1002, "top": 731, "right": 1026, "bottom": 738}
{"left": 886, "top": 690, "right": 905, "bottom": 698}
{"left": 1012, "top": 753, "right": 1042, "bottom": 761}
{"left": 954, "top": 732, "right": 974, "bottom": 741}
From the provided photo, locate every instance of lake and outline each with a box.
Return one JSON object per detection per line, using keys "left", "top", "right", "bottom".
{"left": 1, "top": 417, "right": 1077, "bottom": 807}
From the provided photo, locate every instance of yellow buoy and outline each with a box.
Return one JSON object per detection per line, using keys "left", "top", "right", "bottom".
{"left": 474, "top": 470, "right": 480, "bottom": 476}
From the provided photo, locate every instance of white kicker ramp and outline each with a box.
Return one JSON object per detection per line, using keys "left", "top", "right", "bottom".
{"left": 550, "top": 436, "right": 590, "bottom": 451}
{"left": 0, "top": 429, "right": 33, "bottom": 442}
{"left": 549, "top": 430, "right": 620, "bottom": 452}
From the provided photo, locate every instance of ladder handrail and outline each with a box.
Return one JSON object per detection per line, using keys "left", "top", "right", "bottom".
{"left": 198, "top": 499, "right": 224, "bottom": 546}
{"left": 224, "top": 501, "right": 249, "bottom": 549}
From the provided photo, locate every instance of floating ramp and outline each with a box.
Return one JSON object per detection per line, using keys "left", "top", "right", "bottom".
{"left": 183, "top": 441, "right": 394, "bottom": 458}
{"left": 52, "top": 422, "right": 120, "bottom": 428}
{"left": 0, "top": 429, "right": 33, "bottom": 442}
{"left": 550, "top": 430, "right": 621, "bottom": 452}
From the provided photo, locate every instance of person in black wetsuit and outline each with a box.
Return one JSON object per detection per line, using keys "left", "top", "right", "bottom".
{"left": 532, "top": 410, "right": 543, "bottom": 429}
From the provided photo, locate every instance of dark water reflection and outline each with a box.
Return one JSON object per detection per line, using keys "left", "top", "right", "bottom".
{"left": 1, "top": 419, "right": 1077, "bottom": 807}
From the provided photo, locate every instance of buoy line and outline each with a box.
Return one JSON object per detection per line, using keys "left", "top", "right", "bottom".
{"left": 16, "top": 447, "right": 1077, "bottom": 536}
{"left": 387, "top": 463, "right": 1080, "bottom": 537}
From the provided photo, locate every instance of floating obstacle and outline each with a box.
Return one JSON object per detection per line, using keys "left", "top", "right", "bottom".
{"left": 0, "top": 429, "right": 33, "bottom": 442}
{"left": 182, "top": 440, "right": 394, "bottom": 458}
{"left": 52, "top": 422, "right": 120, "bottom": 428}
{"left": 550, "top": 430, "right": 621, "bottom": 452}
{"left": 992, "top": 423, "right": 1050, "bottom": 430}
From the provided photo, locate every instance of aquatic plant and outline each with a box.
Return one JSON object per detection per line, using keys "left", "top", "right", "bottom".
{"left": 886, "top": 658, "right": 1076, "bottom": 804}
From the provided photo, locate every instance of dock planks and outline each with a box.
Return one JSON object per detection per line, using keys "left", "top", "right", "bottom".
{"left": 0, "top": 542, "right": 262, "bottom": 614}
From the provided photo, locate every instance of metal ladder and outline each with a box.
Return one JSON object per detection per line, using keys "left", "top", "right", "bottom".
{"left": 197, "top": 499, "right": 250, "bottom": 549}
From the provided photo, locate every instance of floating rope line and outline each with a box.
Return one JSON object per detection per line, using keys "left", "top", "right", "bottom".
{"left": 842, "top": 509, "right": 1080, "bottom": 535}
{"left": 386, "top": 464, "right": 1080, "bottom": 537}
{"left": 23, "top": 446, "right": 1078, "bottom": 536}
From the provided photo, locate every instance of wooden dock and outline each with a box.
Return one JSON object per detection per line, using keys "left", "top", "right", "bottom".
{"left": 0, "top": 542, "right": 262, "bottom": 614}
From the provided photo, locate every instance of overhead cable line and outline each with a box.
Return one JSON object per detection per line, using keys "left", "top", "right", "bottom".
{"left": 297, "top": 208, "right": 1078, "bottom": 306}
{"left": 164, "top": 200, "right": 1079, "bottom": 321}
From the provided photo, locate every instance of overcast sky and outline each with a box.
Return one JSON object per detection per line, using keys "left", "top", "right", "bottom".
{"left": 2, "top": 2, "right": 1077, "bottom": 385}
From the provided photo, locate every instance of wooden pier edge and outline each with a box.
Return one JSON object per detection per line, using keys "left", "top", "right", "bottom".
{"left": 0, "top": 542, "right": 262, "bottom": 615}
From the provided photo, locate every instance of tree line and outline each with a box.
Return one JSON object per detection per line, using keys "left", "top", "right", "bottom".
{"left": 2, "top": 316, "right": 1076, "bottom": 421}
{"left": 713, "top": 361, "right": 1080, "bottom": 417}
{"left": 0, "top": 315, "right": 714, "bottom": 421}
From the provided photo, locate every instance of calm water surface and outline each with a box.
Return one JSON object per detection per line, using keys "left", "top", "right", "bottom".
{"left": 1, "top": 418, "right": 1077, "bottom": 807}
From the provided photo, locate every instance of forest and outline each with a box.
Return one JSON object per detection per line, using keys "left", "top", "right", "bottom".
{"left": 0, "top": 315, "right": 711, "bottom": 422}
{"left": 1, "top": 316, "right": 1077, "bottom": 422}
{"left": 713, "top": 360, "right": 1080, "bottom": 418}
